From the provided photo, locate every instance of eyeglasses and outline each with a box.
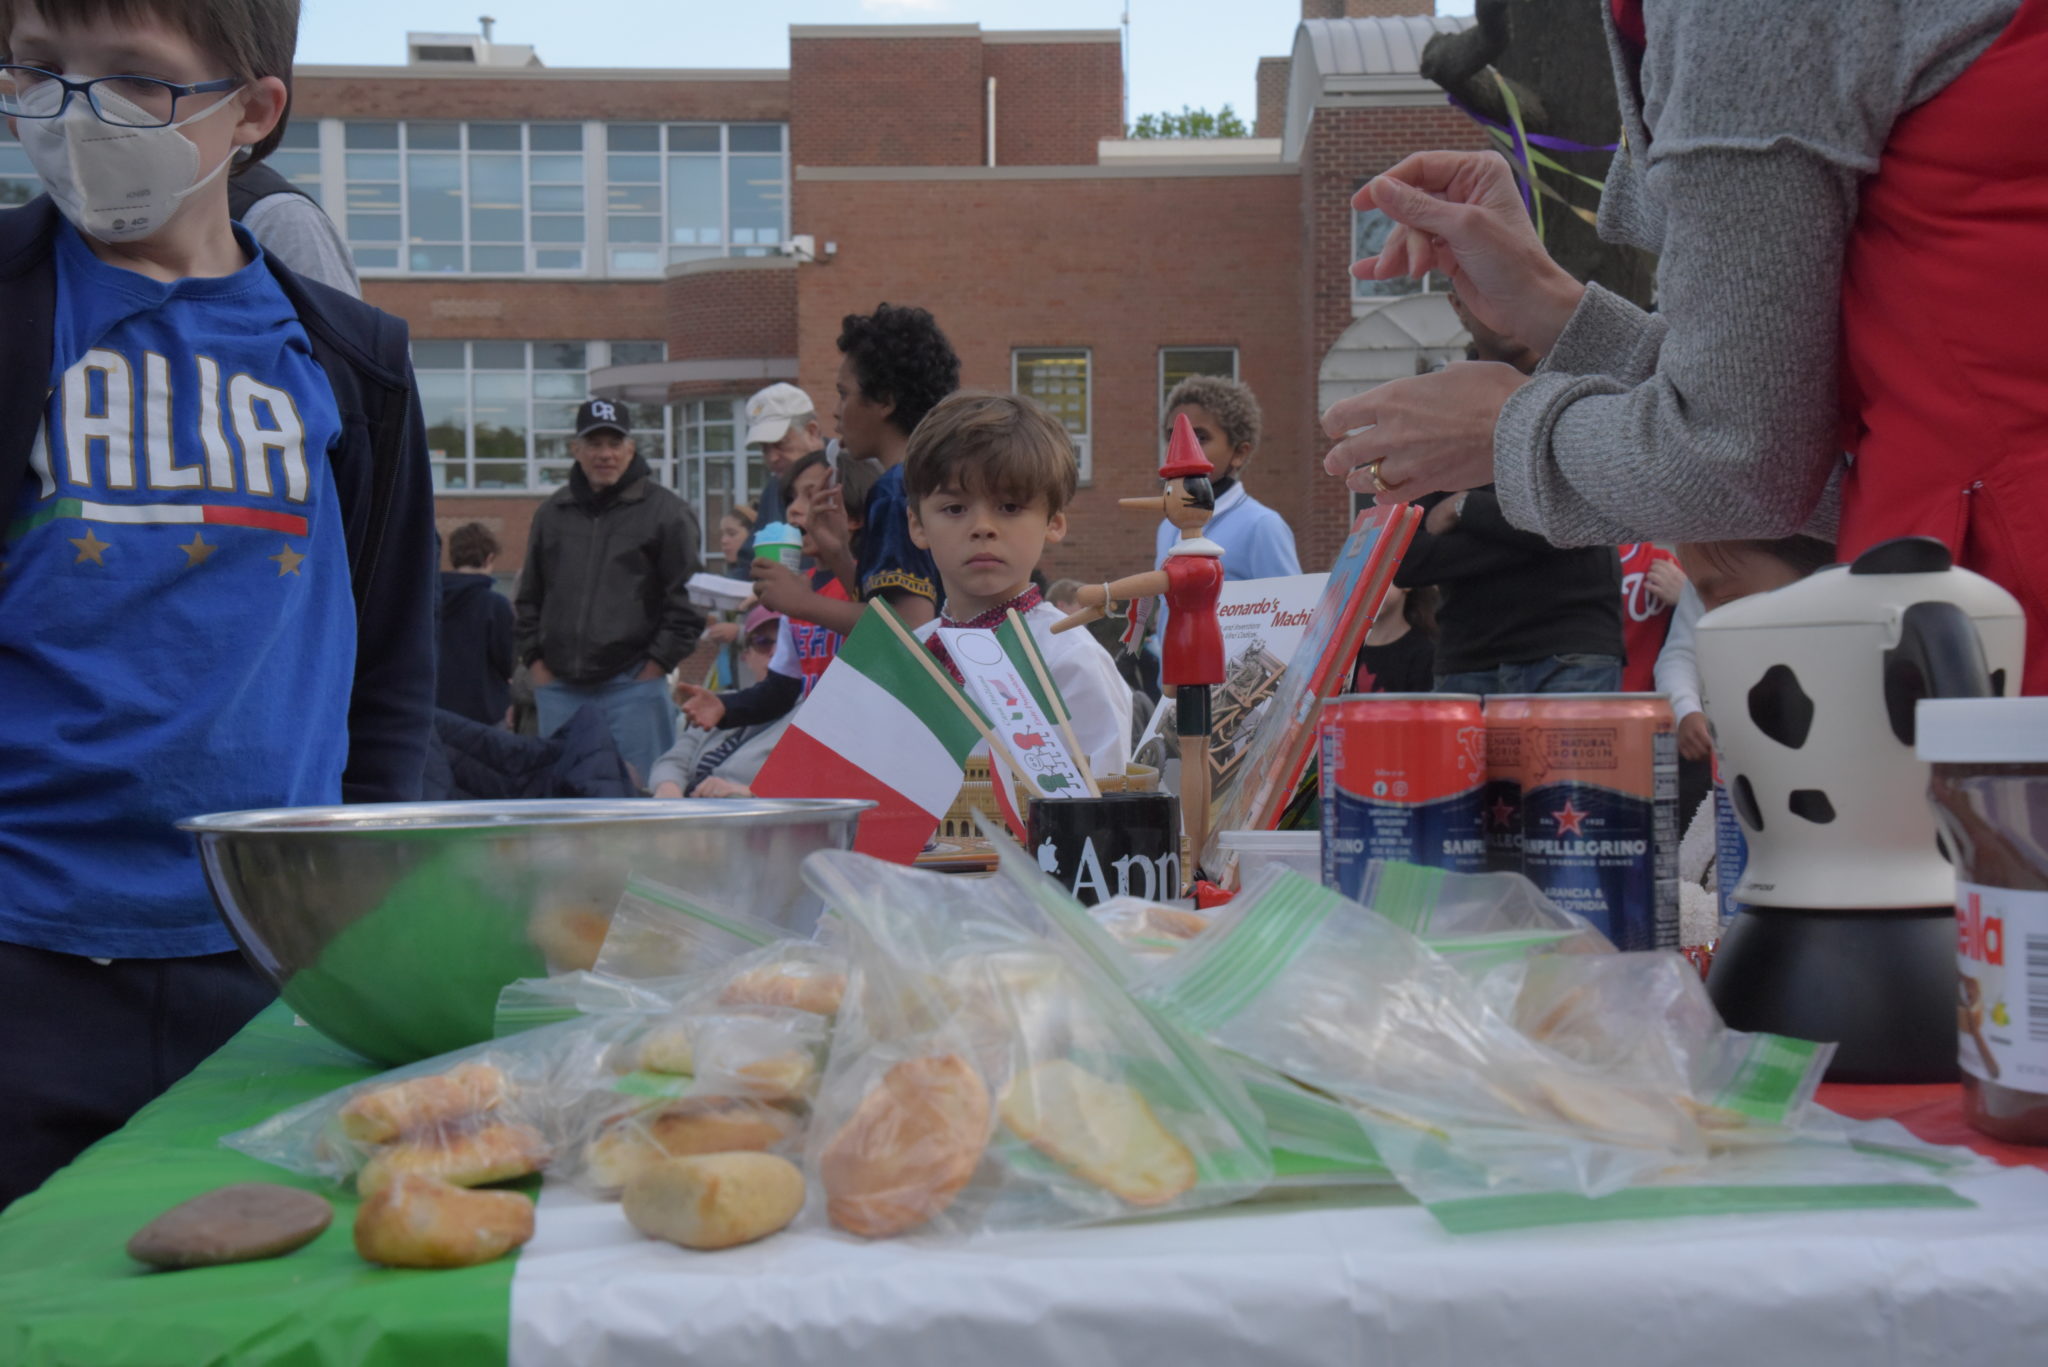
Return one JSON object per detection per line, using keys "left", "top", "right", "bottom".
{"left": 0, "top": 65, "right": 239, "bottom": 129}
{"left": 744, "top": 633, "right": 779, "bottom": 652}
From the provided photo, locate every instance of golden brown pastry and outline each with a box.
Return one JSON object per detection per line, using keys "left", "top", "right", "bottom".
{"left": 622, "top": 1153, "right": 805, "bottom": 1251}
{"left": 339, "top": 1063, "right": 510, "bottom": 1145}
{"left": 999, "top": 1060, "right": 1197, "bottom": 1207}
{"left": 526, "top": 899, "right": 612, "bottom": 972}
{"left": 581, "top": 1096, "right": 800, "bottom": 1194}
{"left": 1143, "top": 905, "right": 1210, "bottom": 941}
{"left": 636, "top": 1022, "right": 695, "bottom": 1076}
{"left": 356, "top": 1121, "right": 550, "bottom": 1197}
{"left": 647, "top": 1095, "right": 799, "bottom": 1155}
{"left": 734, "top": 1050, "right": 817, "bottom": 1102}
{"left": 353, "top": 1174, "right": 534, "bottom": 1269}
{"left": 820, "top": 1055, "right": 990, "bottom": 1238}
{"left": 718, "top": 965, "right": 846, "bottom": 1017}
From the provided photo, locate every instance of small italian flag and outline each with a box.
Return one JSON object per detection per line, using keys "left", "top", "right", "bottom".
{"left": 751, "top": 601, "right": 986, "bottom": 863}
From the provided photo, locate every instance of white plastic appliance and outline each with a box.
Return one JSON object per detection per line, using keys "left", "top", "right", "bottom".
{"left": 1694, "top": 537, "right": 2025, "bottom": 1081}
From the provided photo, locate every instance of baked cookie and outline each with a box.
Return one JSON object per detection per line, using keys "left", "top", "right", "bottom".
{"left": 820, "top": 1055, "right": 990, "bottom": 1238}
{"left": 127, "top": 1183, "right": 333, "bottom": 1270}
{"left": 354, "top": 1174, "right": 533, "bottom": 1269}
{"left": 999, "top": 1060, "right": 1197, "bottom": 1207}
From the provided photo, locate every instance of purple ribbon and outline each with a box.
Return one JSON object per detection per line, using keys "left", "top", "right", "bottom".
{"left": 1444, "top": 92, "right": 1620, "bottom": 221}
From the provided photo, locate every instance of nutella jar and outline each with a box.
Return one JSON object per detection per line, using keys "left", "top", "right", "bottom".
{"left": 1919, "top": 698, "right": 2048, "bottom": 1145}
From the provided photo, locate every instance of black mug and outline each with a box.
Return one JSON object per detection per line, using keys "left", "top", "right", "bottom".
{"left": 1027, "top": 793, "right": 1181, "bottom": 906}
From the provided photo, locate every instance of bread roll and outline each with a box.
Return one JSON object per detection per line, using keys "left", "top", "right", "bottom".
{"left": 719, "top": 965, "right": 846, "bottom": 1016}
{"left": 622, "top": 1153, "right": 805, "bottom": 1251}
{"left": 527, "top": 899, "right": 611, "bottom": 972}
{"left": 581, "top": 1095, "right": 799, "bottom": 1194}
{"left": 999, "top": 1060, "right": 1197, "bottom": 1207}
{"left": 339, "top": 1063, "right": 509, "bottom": 1145}
{"left": 357, "top": 1121, "right": 549, "bottom": 1197}
{"left": 734, "top": 1050, "right": 816, "bottom": 1102}
{"left": 636, "top": 1022, "right": 695, "bottom": 1076}
{"left": 647, "top": 1095, "right": 798, "bottom": 1155}
{"left": 354, "top": 1174, "right": 534, "bottom": 1269}
{"left": 820, "top": 1055, "right": 989, "bottom": 1238}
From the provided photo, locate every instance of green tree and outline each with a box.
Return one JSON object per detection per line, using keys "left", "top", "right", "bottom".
{"left": 1129, "top": 104, "right": 1250, "bottom": 140}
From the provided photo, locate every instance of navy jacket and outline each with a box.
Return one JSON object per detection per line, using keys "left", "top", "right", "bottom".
{"left": 438, "top": 570, "right": 515, "bottom": 726}
{"left": 0, "top": 197, "right": 437, "bottom": 803}
{"left": 422, "top": 706, "right": 637, "bottom": 800}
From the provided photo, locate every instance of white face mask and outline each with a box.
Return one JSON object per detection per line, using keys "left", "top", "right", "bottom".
{"left": 16, "top": 81, "right": 246, "bottom": 244}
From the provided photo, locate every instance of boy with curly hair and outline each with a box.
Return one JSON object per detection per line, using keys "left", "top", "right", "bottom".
{"left": 757, "top": 302, "right": 959, "bottom": 634}
{"left": 1155, "top": 375, "right": 1300, "bottom": 581}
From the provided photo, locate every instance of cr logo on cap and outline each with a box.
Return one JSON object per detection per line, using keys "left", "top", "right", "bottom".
{"left": 589, "top": 400, "right": 617, "bottom": 422}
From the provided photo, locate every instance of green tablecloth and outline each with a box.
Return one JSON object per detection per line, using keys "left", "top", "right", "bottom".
{"left": 0, "top": 1005, "right": 517, "bottom": 1367}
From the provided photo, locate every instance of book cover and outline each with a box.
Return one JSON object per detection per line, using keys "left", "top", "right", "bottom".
{"left": 1196, "top": 504, "right": 1421, "bottom": 869}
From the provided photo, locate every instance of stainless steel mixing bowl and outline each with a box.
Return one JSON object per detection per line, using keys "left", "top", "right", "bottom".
{"left": 180, "top": 799, "right": 871, "bottom": 1065}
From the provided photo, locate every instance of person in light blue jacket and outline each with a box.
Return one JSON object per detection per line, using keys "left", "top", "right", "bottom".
{"left": 1151, "top": 375, "right": 1301, "bottom": 581}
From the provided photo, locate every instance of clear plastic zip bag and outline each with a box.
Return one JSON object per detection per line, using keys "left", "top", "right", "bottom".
{"left": 797, "top": 848, "right": 1272, "bottom": 1239}
{"left": 1137, "top": 868, "right": 1979, "bottom": 1231}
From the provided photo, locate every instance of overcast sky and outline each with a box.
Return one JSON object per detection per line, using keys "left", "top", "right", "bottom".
{"left": 298, "top": 1, "right": 1476, "bottom": 132}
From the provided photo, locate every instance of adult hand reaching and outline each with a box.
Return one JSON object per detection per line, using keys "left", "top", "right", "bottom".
{"left": 1355, "top": 151, "right": 1585, "bottom": 357}
{"left": 674, "top": 682, "right": 727, "bottom": 730}
{"left": 1321, "top": 362, "right": 1528, "bottom": 506}
{"left": 652, "top": 780, "right": 685, "bottom": 798}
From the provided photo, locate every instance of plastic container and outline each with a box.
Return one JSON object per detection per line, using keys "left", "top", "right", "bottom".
{"left": 752, "top": 521, "right": 803, "bottom": 571}
{"left": 1218, "top": 830, "right": 1320, "bottom": 888}
{"left": 1919, "top": 697, "right": 2048, "bottom": 1146}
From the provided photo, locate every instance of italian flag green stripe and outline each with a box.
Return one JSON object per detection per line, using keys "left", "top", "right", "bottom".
{"left": 752, "top": 602, "right": 987, "bottom": 863}
{"left": 834, "top": 605, "right": 988, "bottom": 760}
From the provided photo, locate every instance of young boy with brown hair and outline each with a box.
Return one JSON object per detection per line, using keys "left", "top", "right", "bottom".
{"left": 904, "top": 391, "right": 1131, "bottom": 778}
{"left": 0, "top": 0, "right": 437, "bottom": 1208}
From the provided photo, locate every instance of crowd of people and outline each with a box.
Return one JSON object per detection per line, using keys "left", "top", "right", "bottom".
{"left": 3, "top": 0, "right": 2043, "bottom": 1215}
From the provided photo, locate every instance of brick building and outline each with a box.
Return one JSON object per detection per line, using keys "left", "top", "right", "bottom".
{"left": 0, "top": 4, "right": 1486, "bottom": 593}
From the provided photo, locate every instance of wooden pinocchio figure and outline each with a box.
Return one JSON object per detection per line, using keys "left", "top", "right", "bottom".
{"left": 1053, "top": 412, "right": 1225, "bottom": 885}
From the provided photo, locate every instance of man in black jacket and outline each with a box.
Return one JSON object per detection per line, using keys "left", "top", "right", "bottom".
{"left": 516, "top": 397, "right": 705, "bottom": 785}
{"left": 438, "top": 522, "right": 515, "bottom": 726}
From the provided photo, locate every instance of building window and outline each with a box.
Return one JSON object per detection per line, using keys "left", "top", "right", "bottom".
{"left": 674, "top": 399, "right": 767, "bottom": 570}
{"left": 332, "top": 119, "right": 784, "bottom": 277}
{"left": 412, "top": 340, "right": 667, "bottom": 493}
{"left": 1159, "top": 346, "right": 1241, "bottom": 422}
{"left": 607, "top": 122, "right": 789, "bottom": 274}
{"left": 1352, "top": 207, "right": 1446, "bottom": 302}
{"left": 0, "top": 123, "right": 38, "bottom": 208}
{"left": 267, "top": 121, "right": 323, "bottom": 204}
{"left": 344, "top": 120, "right": 586, "bottom": 275}
{"left": 1013, "top": 349, "right": 1092, "bottom": 484}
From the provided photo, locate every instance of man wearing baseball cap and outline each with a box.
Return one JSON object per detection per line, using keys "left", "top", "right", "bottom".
{"left": 514, "top": 397, "right": 705, "bottom": 785}
{"left": 736, "top": 382, "right": 825, "bottom": 560}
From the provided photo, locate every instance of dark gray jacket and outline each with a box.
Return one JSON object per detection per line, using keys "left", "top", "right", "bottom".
{"left": 514, "top": 455, "right": 705, "bottom": 684}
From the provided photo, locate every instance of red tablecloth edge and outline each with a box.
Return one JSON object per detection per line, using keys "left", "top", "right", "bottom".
{"left": 1817, "top": 1082, "right": 2048, "bottom": 1170}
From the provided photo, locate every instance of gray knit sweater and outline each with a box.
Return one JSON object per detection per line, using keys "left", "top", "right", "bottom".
{"left": 1492, "top": 0, "right": 2019, "bottom": 547}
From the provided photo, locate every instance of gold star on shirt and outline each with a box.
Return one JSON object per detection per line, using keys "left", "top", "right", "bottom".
{"left": 179, "top": 532, "right": 218, "bottom": 567}
{"left": 70, "top": 529, "right": 110, "bottom": 565}
{"left": 271, "top": 543, "right": 306, "bottom": 577}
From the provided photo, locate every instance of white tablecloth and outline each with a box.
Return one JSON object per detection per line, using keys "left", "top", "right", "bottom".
{"left": 510, "top": 1156, "right": 2048, "bottom": 1367}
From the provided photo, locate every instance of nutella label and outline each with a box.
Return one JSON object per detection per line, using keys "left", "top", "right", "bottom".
{"left": 1956, "top": 881, "right": 2048, "bottom": 1087}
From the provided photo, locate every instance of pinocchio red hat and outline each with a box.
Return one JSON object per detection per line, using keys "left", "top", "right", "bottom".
{"left": 1158, "top": 411, "right": 1216, "bottom": 480}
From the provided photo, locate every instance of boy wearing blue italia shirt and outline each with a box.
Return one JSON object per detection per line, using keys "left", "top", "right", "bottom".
{"left": 0, "top": 0, "right": 437, "bottom": 1208}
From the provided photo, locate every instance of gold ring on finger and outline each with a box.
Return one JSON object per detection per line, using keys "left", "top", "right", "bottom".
{"left": 1369, "top": 461, "right": 1392, "bottom": 495}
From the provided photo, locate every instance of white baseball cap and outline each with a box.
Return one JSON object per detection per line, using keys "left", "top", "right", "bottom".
{"left": 744, "top": 382, "right": 816, "bottom": 447}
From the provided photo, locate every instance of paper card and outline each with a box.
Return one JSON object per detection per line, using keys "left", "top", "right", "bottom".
{"left": 936, "top": 626, "right": 1090, "bottom": 797}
